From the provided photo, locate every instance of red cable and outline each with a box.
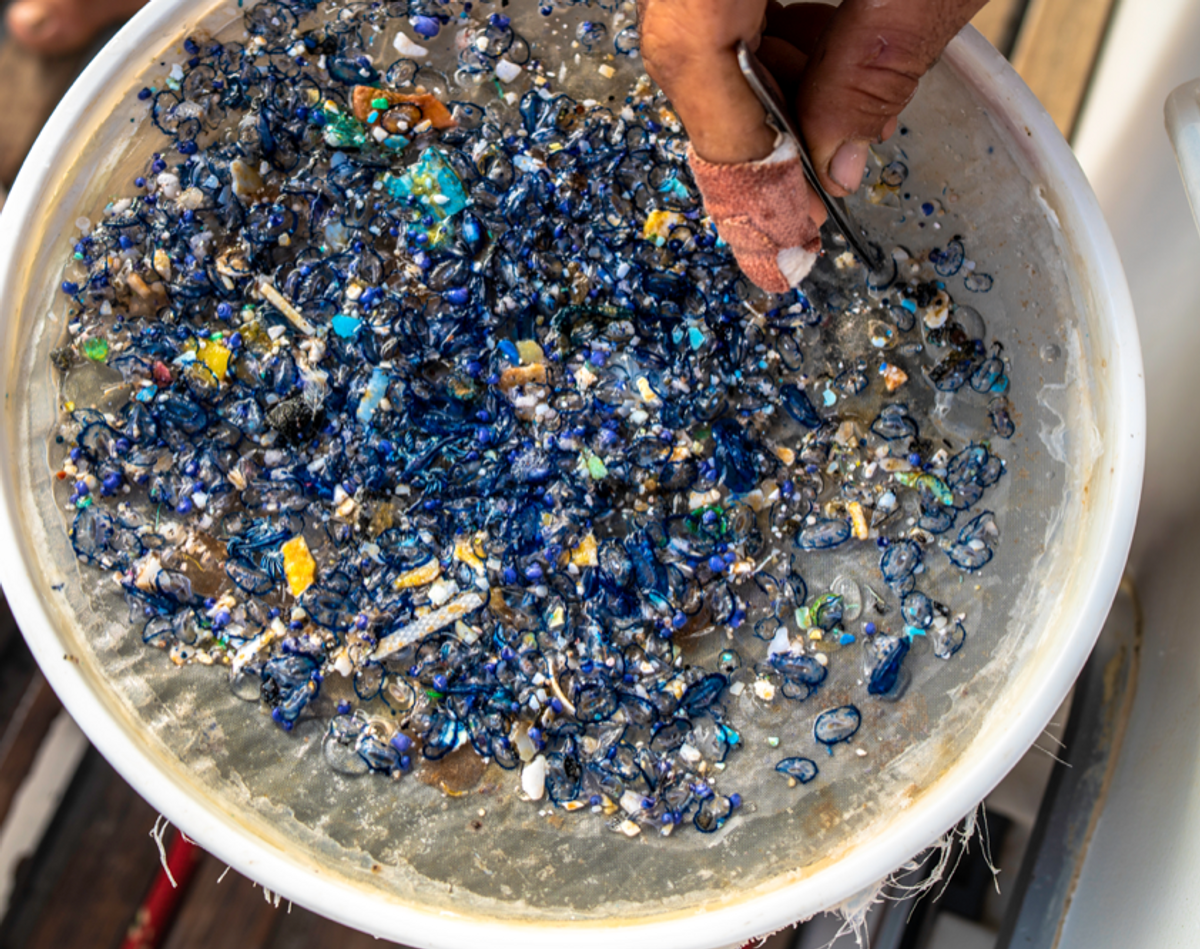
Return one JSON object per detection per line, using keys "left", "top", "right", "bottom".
{"left": 118, "top": 830, "right": 203, "bottom": 949}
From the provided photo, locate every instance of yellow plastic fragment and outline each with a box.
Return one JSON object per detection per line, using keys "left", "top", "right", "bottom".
{"left": 636, "top": 376, "right": 661, "bottom": 404}
{"left": 394, "top": 557, "right": 441, "bottom": 590}
{"left": 643, "top": 209, "right": 687, "bottom": 245}
{"left": 197, "top": 339, "right": 231, "bottom": 382}
{"left": 516, "top": 340, "right": 546, "bottom": 365}
{"left": 569, "top": 532, "right": 598, "bottom": 567}
{"left": 773, "top": 445, "right": 796, "bottom": 466}
{"left": 153, "top": 248, "right": 173, "bottom": 281}
{"left": 454, "top": 534, "right": 486, "bottom": 572}
{"left": 281, "top": 536, "right": 316, "bottom": 597}
{"left": 848, "top": 500, "right": 869, "bottom": 540}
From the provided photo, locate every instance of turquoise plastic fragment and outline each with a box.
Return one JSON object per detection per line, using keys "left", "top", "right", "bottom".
{"left": 385, "top": 148, "right": 468, "bottom": 221}
{"left": 331, "top": 314, "right": 362, "bottom": 339}
{"left": 357, "top": 367, "right": 390, "bottom": 425}
{"left": 687, "top": 326, "right": 706, "bottom": 350}
{"left": 658, "top": 174, "right": 691, "bottom": 201}
{"left": 904, "top": 625, "right": 926, "bottom": 639}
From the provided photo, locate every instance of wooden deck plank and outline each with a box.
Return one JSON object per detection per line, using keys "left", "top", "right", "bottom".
{"left": 264, "top": 904, "right": 409, "bottom": 949}
{"left": 161, "top": 854, "right": 280, "bottom": 949}
{"left": 971, "top": 0, "right": 1031, "bottom": 57}
{"left": 0, "top": 674, "right": 63, "bottom": 830}
{"left": 0, "top": 747, "right": 161, "bottom": 949}
{"left": 1009, "top": 0, "right": 1119, "bottom": 138}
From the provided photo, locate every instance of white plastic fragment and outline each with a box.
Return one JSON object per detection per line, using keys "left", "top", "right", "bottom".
{"left": 495, "top": 58, "right": 522, "bottom": 83}
{"left": 258, "top": 279, "right": 316, "bottom": 335}
{"left": 522, "top": 755, "right": 546, "bottom": 801}
{"left": 392, "top": 32, "right": 428, "bottom": 57}
{"left": 371, "top": 592, "right": 485, "bottom": 660}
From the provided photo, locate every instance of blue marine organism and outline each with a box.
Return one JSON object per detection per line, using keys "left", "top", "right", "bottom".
{"left": 871, "top": 403, "right": 918, "bottom": 440}
{"left": 776, "top": 756, "right": 819, "bottom": 784}
{"left": 814, "top": 705, "right": 861, "bottom": 749}
{"left": 866, "top": 635, "right": 910, "bottom": 695}
{"left": 693, "top": 793, "right": 734, "bottom": 833}
{"left": 780, "top": 383, "right": 824, "bottom": 429}
{"left": 796, "top": 518, "right": 851, "bottom": 551}
{"left": 931, "top": 238, "right": 964, "bottom": 277}
{"left": 933, "top": 621, "right": 967, "bottom": 659}
{"left": 545, "top": 751, "right": 583, "bottom": 803}
{"left": 710, "top": 417, "right": 760, "bottom": 494}
{"left": 421, "top": 709, "right": 460, "bottom": 760}
{"left": 989, "top": 397, "right": 1016, "bottom": 438}
{"left": 945, "top": 511, "right": 997, "bottom": 572}
{"left": 880, "top": 539, "right": 922, "bottom": 593}
{"left": 261, "top": 654, "right": 320, "bottom": 728}
{"left": 970, "top": 343, "right": 1006, "bottom": 392}
{"left": 681, "top": 673, "right": 728, "bottom": 716}
{"left": 902, "top": 591, "right": 934, "bottom": 629}
{"left": 768, "top": 652, "right": 827, "bottom": 701}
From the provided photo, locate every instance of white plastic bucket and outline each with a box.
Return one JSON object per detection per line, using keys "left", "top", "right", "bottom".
{"left": 0, "top": 5, "right": 1143, "bottom": 946}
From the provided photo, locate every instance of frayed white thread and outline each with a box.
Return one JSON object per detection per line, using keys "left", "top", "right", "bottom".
{"left": 149, "top": 815, "right": 177, "bottom": 888}
{"left": 814, "top": 806, "right": 999, "bottom": 948}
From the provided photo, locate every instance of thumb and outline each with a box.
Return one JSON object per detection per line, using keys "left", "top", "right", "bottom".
{"left": 796, "top": 0, "right": 986, "bottom": 195}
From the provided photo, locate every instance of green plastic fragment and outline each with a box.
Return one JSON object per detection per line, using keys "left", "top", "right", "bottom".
{"left": 586, "top": 454, "right": 608, "bottom": 480}
{"left": 81, "top": 338, "right": 109, "bottom": 362}
{"left": 322, "top": 104, "right": 367, "bottom": 149}
{"left": 894, "top": 470, "right": 953, "bottom": 506}
{"left": 371, "top": 97, "right": 390, "bottom": 109}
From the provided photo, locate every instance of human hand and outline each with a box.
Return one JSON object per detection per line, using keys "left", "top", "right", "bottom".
{"left": 638, "top": 0, "right": 987, "bottom": 292}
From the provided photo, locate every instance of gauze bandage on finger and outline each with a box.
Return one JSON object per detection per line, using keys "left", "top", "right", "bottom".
{"left": 687, "top": 136, "right": 822, "bottom": 294}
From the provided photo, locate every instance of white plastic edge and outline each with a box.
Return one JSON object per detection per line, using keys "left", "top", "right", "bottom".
{"left": 1165, "top": 79, "right": 1200, "bottom": 238}
{"left": 0, "top": 16, "right": 1145, "bottom": 949}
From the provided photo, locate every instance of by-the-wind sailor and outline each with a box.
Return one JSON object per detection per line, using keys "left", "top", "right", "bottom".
{"left": 933, "top": 621, "right": 967, "bottom": 659}
{"left": 796, "top": 518, "right": 851, "bottom": 550}
{"left": 945, "top": 511, "right": 997, "bottom": 572}
{"left": 871, "top": 403, "right": 918, "bottom": 440}
{"left": 880, "top": 539, "right": 922, "bottom": 589}
{"left": 814, "top": 705, "right": 861, "bottom": 748}
{"left": 776, "top": 756, "right": 819, "bottom": 784}
{"left": 901, "top": 591, "right": 934, "bottom": 629}
{"left": 866, "top": 635, "right": 910, "bottom": 695}
{"left": 780, "top": 384, "right": 824, "bottom": 429}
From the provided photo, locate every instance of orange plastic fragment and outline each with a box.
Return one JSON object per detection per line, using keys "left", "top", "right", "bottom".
{"left": 350, "top": 86, "right": 456, "bottom": 130}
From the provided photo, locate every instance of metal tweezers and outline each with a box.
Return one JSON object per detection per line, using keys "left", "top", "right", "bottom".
{"left": 736, "top": 40, "right": 883, "bottom": 272}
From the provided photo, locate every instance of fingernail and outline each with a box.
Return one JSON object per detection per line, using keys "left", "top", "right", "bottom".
{"left": 830, "top": 141, "right": 868, "bottom": 193}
